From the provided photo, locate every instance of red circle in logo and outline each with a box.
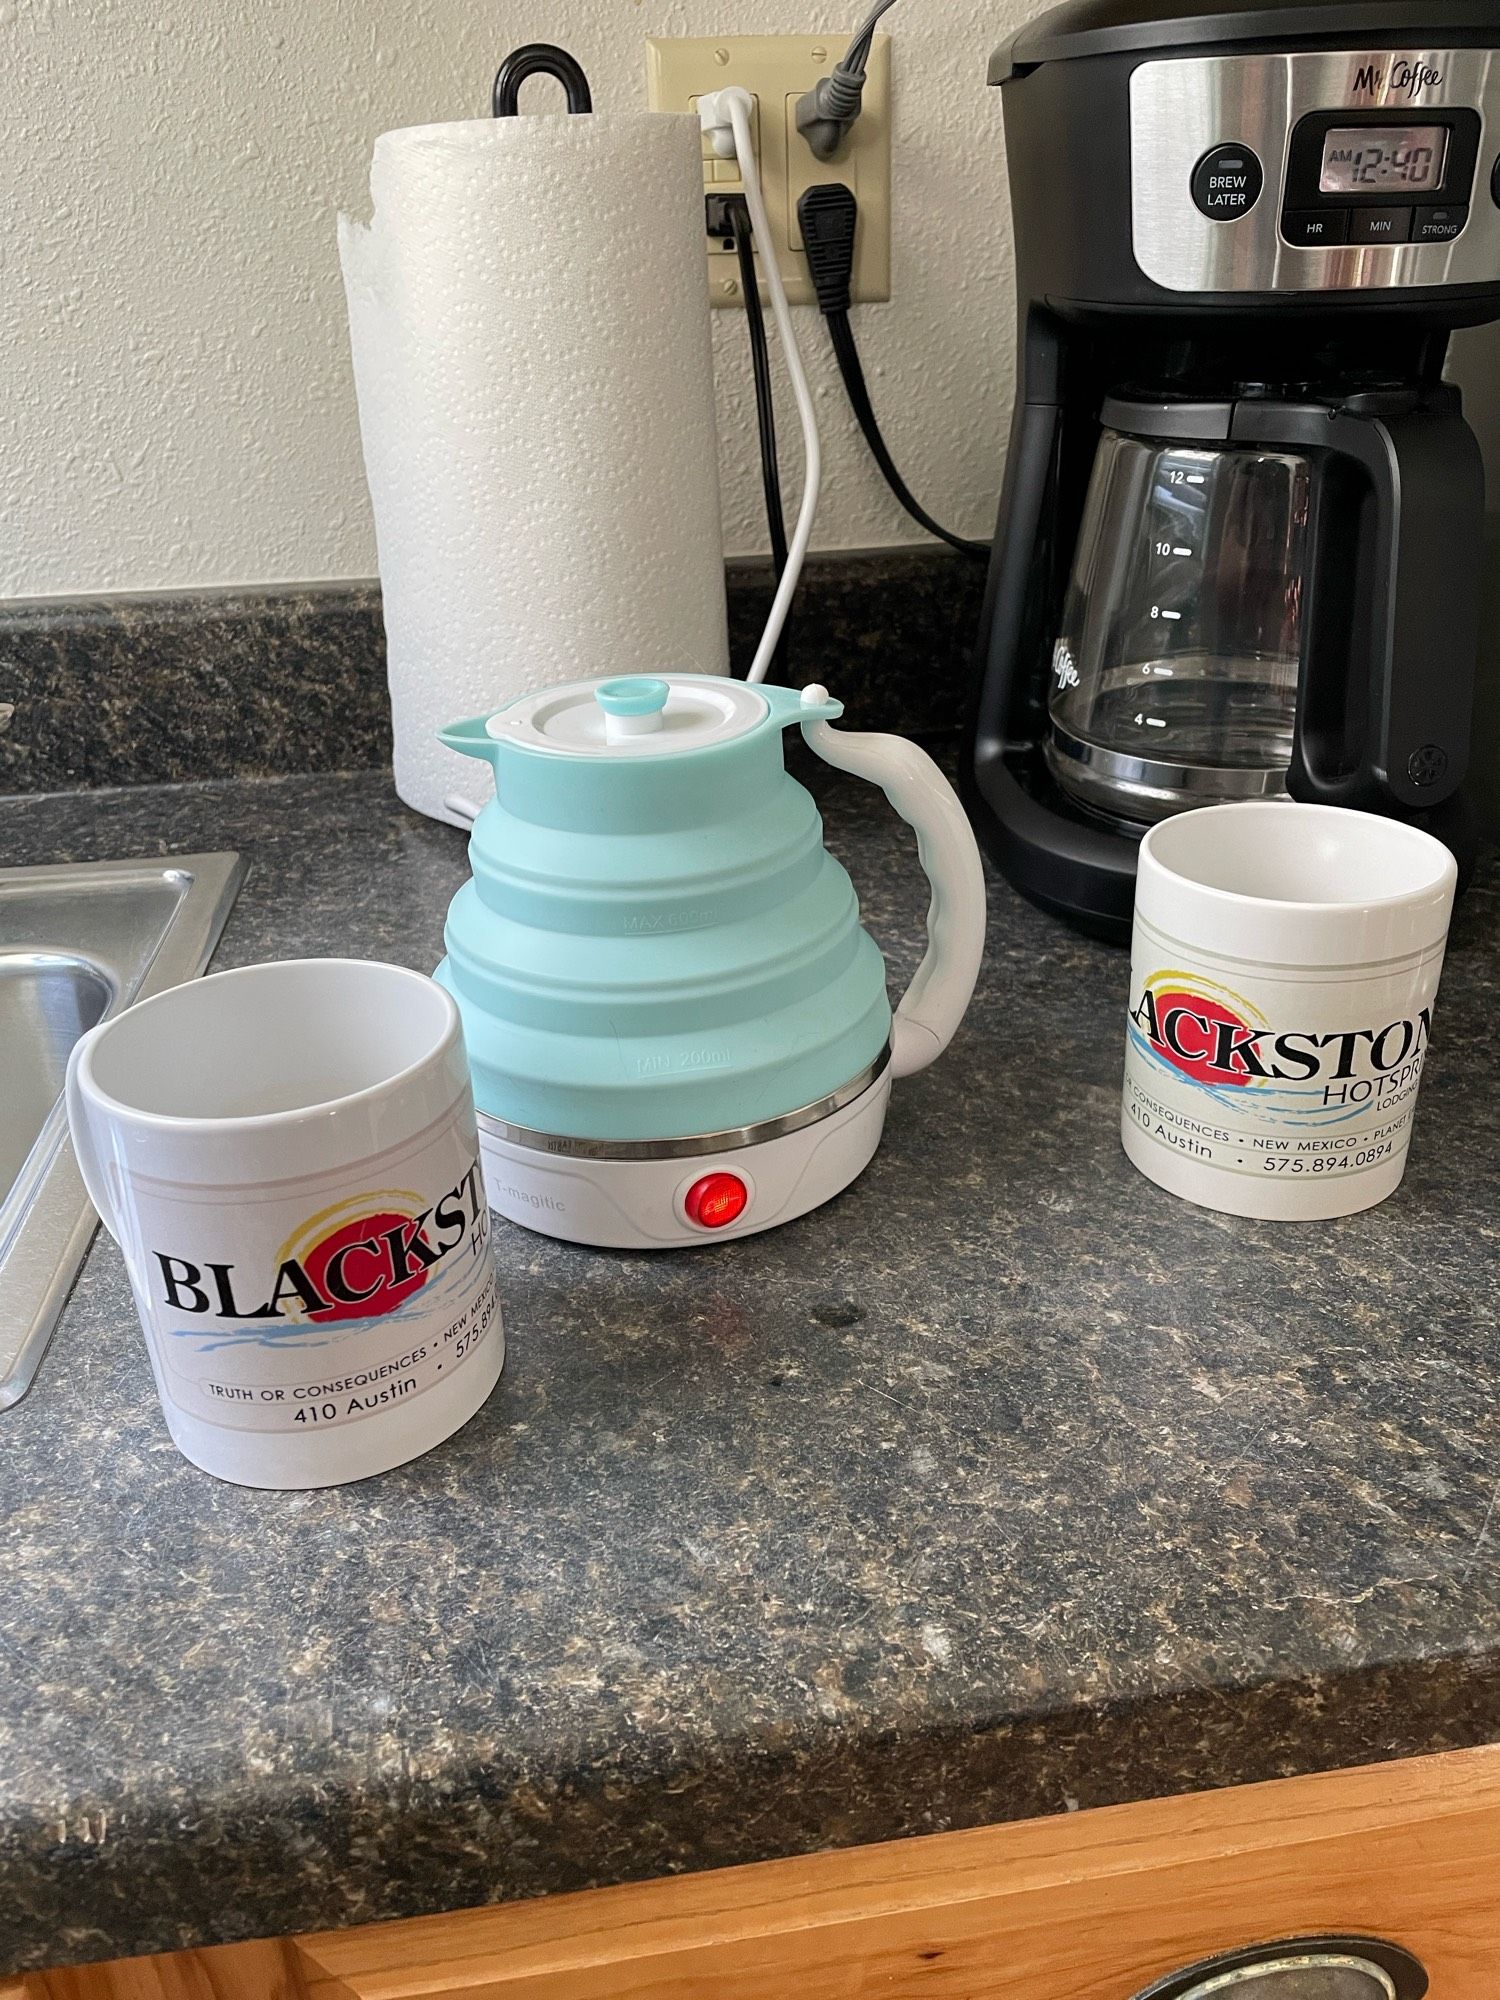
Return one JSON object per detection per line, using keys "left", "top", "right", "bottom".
{"left": 300, "top": 1211, "right": 433, "bottom": 1322}
{"left": 1152, "top": 990, "right": 1256, "bottom": 1089}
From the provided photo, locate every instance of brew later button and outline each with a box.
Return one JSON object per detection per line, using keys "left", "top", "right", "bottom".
{"left": 1191, "top": 144, "right": 1265, "bottom": 221}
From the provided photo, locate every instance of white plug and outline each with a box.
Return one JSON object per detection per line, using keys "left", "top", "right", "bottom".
{"left": 695, "top": 87, "right": 740, "bottom": 160}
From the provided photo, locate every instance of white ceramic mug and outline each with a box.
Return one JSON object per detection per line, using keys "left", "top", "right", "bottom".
{"left": 1122, "top": 803, "right": 1459, "bottom": 1222}
{"left": 65, "top": 958, "right": 504, "bottom": 1487}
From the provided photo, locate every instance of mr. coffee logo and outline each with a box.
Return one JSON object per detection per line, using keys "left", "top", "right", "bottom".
{"left": 1130, "top": 974, "right": 1432, "bottom": 1110}
{"left": 155, "top": 1162, "right": 486, "bottom": 1328}
{"left": 1353, "top": 59, "right": 1443, "bottom": 99}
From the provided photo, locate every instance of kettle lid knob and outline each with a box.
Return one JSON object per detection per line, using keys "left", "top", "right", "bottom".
{"left": 596, "top": 677, "right": 670, "bottom": 742}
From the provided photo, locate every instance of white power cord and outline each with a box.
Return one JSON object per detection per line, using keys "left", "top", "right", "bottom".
{"left": 699, "top": 86, "right": 822, "bottom": 686}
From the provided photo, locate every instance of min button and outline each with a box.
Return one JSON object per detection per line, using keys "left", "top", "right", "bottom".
{"left": 1350, "top": 206, "right": 1414, "bottom": 244}
{"left": 1191, "top": 144, "right": 1265, "bottom": 222}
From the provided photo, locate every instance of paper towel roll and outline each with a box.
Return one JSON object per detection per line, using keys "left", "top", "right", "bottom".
{"left": 339, "top": 114, "right": 728, "bottom": 824}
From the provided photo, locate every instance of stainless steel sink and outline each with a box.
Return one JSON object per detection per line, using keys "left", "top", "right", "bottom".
{"left": 0, "top": 854, "right": 244, "bottom": 1406}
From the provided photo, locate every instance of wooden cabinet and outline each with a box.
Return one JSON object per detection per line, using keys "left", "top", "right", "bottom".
{"left": 8, "top": 1746, "right": 1500, "bottom": 2000}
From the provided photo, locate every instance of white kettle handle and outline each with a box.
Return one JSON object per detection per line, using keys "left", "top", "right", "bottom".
{"left": 800, "top": 686, "right": 987, "bottom": 1080}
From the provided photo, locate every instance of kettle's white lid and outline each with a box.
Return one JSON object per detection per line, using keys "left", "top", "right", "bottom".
{"left": 486, "top": 675, "right": 769, "bottom": 757}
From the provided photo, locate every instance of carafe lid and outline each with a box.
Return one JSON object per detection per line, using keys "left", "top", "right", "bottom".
{"left": 485, "top": 675, "right": 769, "bottom": 758}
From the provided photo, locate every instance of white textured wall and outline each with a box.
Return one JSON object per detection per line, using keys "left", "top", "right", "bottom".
{"left": 1, "top": 0, "right": 1020, "bottom": 599}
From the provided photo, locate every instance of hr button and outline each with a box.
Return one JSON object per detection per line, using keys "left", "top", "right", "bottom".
{"left": 1191, "top": 144, "right": 1265, "bottom": 221}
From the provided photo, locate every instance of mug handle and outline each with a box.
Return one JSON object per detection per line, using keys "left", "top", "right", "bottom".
{"left": 65, "top": 1031, "right": 121, "bottom": 1242}
{"left": 800, "top": 685, "right": 988, "bottom": 1080}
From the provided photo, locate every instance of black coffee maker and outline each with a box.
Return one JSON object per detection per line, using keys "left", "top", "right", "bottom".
{"left": 965, "top": 0, "right": 1500, "bottom": 940}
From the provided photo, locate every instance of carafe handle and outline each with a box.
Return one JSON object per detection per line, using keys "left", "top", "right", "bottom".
{"left": 799, "top": 687, "right": 987, "bottom": 1079}
{"left": 1234, "top": 388, "right": 1483, "bottom": 816}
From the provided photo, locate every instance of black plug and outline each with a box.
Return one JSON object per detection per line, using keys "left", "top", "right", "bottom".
{"left": 797, "top": 183, "right": 858, "bottom": 316}
{"left": 705, "top": 192, "right": 746, "bottom": 252}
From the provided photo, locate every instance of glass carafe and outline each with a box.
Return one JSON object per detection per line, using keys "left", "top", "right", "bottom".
{"left": 1047, "top": 422, "right": 1312, "bottom": 824}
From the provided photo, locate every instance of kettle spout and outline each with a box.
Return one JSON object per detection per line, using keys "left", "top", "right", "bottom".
{"left": 439, "top": 714, "right": 502, "bottom": 771}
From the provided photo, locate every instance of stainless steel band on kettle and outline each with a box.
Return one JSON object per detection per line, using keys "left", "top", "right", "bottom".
{"left": 477, "top": 1046, "right": 893, "bottom": 1163}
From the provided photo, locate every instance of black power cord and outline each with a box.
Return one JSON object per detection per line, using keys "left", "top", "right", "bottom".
{"left": 710, "top": 193, "right": 793, "bottom": 673}
{"left": 798, "top": 183, "right": 989, "bottom": 564}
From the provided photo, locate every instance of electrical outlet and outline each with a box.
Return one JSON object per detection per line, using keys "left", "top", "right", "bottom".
{"left": 646, "top": 34, "right": 891, "bottom": 309}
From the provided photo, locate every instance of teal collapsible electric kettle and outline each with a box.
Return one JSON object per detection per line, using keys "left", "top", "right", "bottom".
{"left": 435, "top": 675, "right": 987, "bottom": 1248}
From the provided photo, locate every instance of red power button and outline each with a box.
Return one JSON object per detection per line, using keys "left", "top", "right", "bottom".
{"left": 683, "top": 1172, "right": 749, "bottom": 1230}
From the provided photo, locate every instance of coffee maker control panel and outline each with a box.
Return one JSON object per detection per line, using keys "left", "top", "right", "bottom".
{"left": 1132, "top": 49, "right": 1500, "bottom": 293}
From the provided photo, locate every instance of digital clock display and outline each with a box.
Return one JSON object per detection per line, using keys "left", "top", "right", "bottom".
{"left": 1320, "top": 125, "right": 1449, "bottom": 194}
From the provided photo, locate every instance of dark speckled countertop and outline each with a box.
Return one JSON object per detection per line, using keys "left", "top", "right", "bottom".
{"left": 2, "top": 767, "right": 1499, "bottom": 1976}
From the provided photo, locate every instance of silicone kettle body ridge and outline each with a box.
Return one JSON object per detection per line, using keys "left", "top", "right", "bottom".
{"left": 435, "top": 675, "right": 987, "bottom": 1249}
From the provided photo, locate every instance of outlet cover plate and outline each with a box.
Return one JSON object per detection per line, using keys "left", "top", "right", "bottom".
{"left": 646, "top": 33, "right": 891, "bottom": 309}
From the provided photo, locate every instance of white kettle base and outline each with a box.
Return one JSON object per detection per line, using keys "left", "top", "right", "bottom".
{"left": 477, "top": 1068, "right": 893, "bottom": 1250}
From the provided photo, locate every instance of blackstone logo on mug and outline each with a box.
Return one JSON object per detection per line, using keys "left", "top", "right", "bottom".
{"left": 1129, "top": 980, "right": 1433, "bottom": 1100}
{"left": 139, "top": 1148, "right": 499, "bottom": 1440}
{"left": 1124, "top": 961, "right": 1438, "bottom": 1191}
{"left": 155, "top": 1161, "right": 486, "bottom": 1325}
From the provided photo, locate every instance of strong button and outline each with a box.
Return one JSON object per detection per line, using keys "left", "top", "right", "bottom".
{"left": 1191, "top": 144, "right": 1265, "bottom": 222}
